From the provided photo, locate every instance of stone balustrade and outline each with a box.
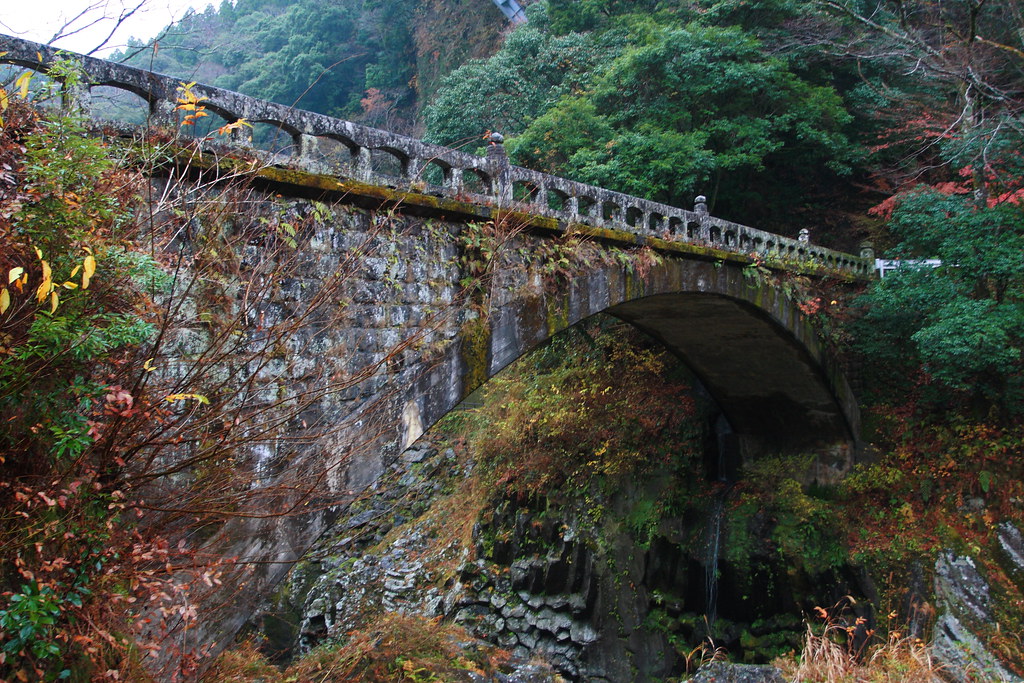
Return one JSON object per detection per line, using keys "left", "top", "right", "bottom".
{"left": 0, "top": 33, "right": 871, "bottom": 277}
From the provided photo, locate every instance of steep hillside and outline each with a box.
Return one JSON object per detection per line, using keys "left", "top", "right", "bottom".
{"left": 116, "top": 0, "right": 508, "bottom": 133}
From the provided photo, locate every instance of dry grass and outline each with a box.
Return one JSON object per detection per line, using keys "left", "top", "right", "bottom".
{"left": 205, "top": 613, "right": 512, "bottom": 683}
{"left": 776, "top": 608, "right": 944, "bottom": 682}
{"left": 285, "top": 612, "right": 509, "bottom": 682}
{"left": 202, "top": 639, "right": 282, "bottom": 682}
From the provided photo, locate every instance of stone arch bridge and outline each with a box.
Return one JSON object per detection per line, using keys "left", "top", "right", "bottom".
{"left": 1, "top": 34, "right": 873, "bottom": 658}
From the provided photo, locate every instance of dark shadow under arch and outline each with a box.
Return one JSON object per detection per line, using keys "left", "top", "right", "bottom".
{"left": 406, "top": 254, "right": 861, "bottom": 472}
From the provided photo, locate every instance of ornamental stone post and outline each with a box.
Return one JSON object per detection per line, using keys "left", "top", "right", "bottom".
{"left": 487, "top": 132, "right": 512, "bottom": 205}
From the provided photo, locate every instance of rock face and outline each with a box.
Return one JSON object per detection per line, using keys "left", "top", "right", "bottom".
{"left": 264, "top": 437, "right": 629, "bottom": 679}
{"left": 690, "top": 662, "right": 786, "bottom": 682}
{"left": 257, "top": 427, "right": 872, "bottom": 681}
{"left": 932, "top": 548, "right": 1024, "bottom": 682}
{"left": 249, "top": 407, "right": 1024, "bottom": 683}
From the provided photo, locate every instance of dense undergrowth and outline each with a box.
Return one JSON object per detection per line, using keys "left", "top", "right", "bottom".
{"left": 0, "top": 62, "right": 423, "bottom": 680}
{"left": 208, "top": 613, "right": 514, "bottom": 682}
{"left": 466, "top": 319, "right": 702, "bottom": 498}
{"left": 0, "top": 71, "right": 171, "bottom": 680}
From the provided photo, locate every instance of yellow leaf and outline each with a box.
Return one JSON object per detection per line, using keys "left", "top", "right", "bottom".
{"left": 82, "top": 255, "right": 96, "bottom": 290}
{"left": 15, "top": 71, "right": 32, "bottom": 99}
{"left": 217, "top": 118, "right": 254, "bottom": 136}
{"left": 165, "top": 393, "right": 210, "bottom": 405}
{"left": 34, "top": 246, "right": 43, "bottom": 260}
{"left": 70, "top": 265, "right": 81, "bottom": 278}
{"left": 50, "top": 291, "right": 58, "bottom": 314}
{"left": 61, "top": 281, "right": 79, "bottom": 289}
{"left": 0, "top": 87, "right": 8, "bottom": 113}
{"left": 143, "top": 358, "right": 156, "bottom": 372}
{"left": 0, "top": 288, "right": 9, "bottom": 314}
{"left": 35, "top": 260, "right": 52, "bottom": 304}
{"left": 8, "top": 267, "right": 23, "bottom": 284}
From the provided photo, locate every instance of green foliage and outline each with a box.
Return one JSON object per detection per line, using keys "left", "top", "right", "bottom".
{"left": 855, "top": 190, "right": 1024, "bottom": 413}
{"left": 0, "top": 68, "right": 161, "bottom": 678}
{"left": 426, "top": 3, "right": 857, "bottom": 229}
{"left": 424, "top": 9, "right": 609, "bottom": 147}
{"left": 724, "top": 455, "right": 847, "bottom": 580}
{"left": 118, "top": 0, "right": 419, "bottom": 122}
{"left": 0, "top": 583, "right": 64, "bottom": 664}
{"left": 545, "top": 20, "right": 852, "bottom": 213}
{"left": 466, "top": 319, "right": 701, "bottom": 495}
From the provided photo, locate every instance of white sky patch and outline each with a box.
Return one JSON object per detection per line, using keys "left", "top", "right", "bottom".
{"left": 1, "top": 0, "right": 214, "bottom": 56}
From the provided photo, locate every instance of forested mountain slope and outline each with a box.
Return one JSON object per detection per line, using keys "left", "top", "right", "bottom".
{"left": 122, "top": 0, "right": 1022, "bottom": 240}
{"left": 117, "top": 0, "right": 507, "bottom": 133}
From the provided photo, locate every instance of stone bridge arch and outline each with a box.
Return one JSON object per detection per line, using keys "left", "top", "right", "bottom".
{"left": 401, "top": 248, "right": 861, "bottom": 485}
{"left": 154, "top": 193, "right": 866, "bottom": 669}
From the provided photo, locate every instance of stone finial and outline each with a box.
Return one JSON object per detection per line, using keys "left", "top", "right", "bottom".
{"left": 694, "top": 195, "right": 708, "bottom": 215}
{"left": 798, "top": 228, "right": 810, "bottom": 243}
{"left": 487, "top": 132, "right": 509, "bottom": 173}
{"left": 859, "top": 240, "right": 875, "bottom": 259}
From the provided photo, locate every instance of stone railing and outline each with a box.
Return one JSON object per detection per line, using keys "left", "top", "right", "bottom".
{"left": 0, "top": 34, "right": 872, "bottom": 277}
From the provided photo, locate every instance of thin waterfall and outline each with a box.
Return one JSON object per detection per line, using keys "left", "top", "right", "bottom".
{"left": 705, "top": 492, "right": 725, "bottom": 627}
{"left": 705, "top": 414, "right": 735, "bottom": 629}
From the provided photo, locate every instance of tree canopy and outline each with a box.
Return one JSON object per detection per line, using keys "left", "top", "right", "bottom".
{"left": 424, "top": 2, "right": 862, "bottom": 230}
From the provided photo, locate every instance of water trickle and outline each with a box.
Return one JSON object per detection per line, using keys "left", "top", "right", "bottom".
{"left": 705, "top": 414, "right": 735, "bottom": 628}
{"left": 704, "top": 491, "right": 725, "bottom": 627}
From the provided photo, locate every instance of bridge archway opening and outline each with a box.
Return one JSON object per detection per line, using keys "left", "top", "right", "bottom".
{"left": 625, "top": 206, "right": 644, "bottom": 228}
{"left": 418, "top": 159, "right": 449, "bottom": 188}
{"left": 178, "top": 108, "right": 233, "bottom": 141}
{"left": 375, "top": 309, "right": 866, "bottom": 678}
{"left": 407, "top": 253, "right": 862, "bottom": 481}
{"left": 246, "top": 121, "right": 300, "bottom": 155}
{"left": 451, "top": 313, "right": 745, "bottom": 484}
{"left": 601, "top": 201, "right": 621, "bottom": 222}
{"left": 369, "top": 147, "right": 407, "bottom": 179}
{"left": 307, "top": 135, "right": 359, "bottom": 174}
{"left": 462, "top": 169, "right": 492, "bottom": 196}
{"left": 576, "top": 195, "right": 597, "bottom": 218}
{"left": 648, "top": 212, "right": 666, "bottom": 234}
{"left": 89, "top": 85, "right": 150, "bottom": 126}
{"left": 546, "top": 188, "right": 568, "bottom": 212}
{"left": 512, "top": 180, "right": 540, "bottom": 204}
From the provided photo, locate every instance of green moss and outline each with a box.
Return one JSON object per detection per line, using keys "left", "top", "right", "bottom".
{"left": 458, "top": 316, "right": 490, "bottom": 399}
{"left": 146, "top": 146, "right": 870, "bottom": 281}
{"left": 545, "top": 296, "right": 570, "bottom": 338}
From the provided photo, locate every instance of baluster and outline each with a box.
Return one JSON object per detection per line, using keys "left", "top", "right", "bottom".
{"left": 566, "top": 196, "right": 579, "bottom": 217}
{"left": 354, "top": 147, "right": 373, "bottom": 182}
{"left": 406, "top": 156, "right": 422, "bottom": 183}
{"left": 447, "top": 168, "right": 464, "bottom": 194}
